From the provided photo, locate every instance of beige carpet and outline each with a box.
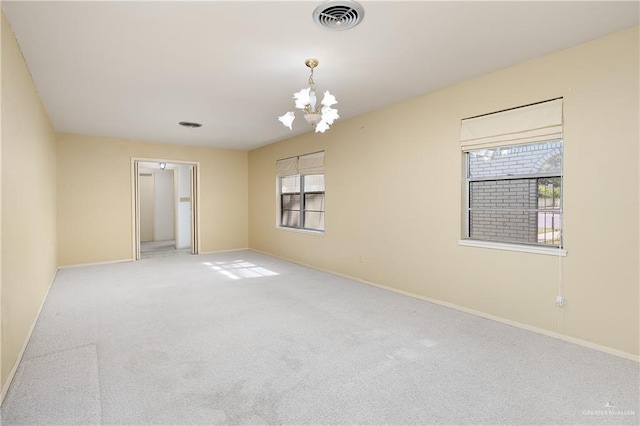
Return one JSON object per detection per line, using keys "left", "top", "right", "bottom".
{"left": 1, "top": 250, "right": 638, "bottom": 425}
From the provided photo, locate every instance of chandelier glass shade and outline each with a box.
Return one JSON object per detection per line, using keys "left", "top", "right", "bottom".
{"left": 278, "top": 58, "right": 339, "bottom": 133}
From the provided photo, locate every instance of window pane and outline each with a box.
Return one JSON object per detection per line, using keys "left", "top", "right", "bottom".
{"left": 303, "top": 174, "right": 325, "bottom": 192}
{"left": 304, "top": 193, "right": 325, "bottom": 211}
{"left": 537, "top": 177, "right": 562, "bottom": 245}
{"left": 469, "top": 178, "right": 562, "bottom": 246}
{"left": 470, "top": 179, "right": 538, "bottom": 209}
{"left": 304, "top": 211, "right": 325, "bottom": 231}
{"left": 538, "top": 212, "right": 562, "bottom": 245}
{"left": 470, "top": 210, "right": 538, "bottom": 244}
{"left": 281, "top": 210, "right": 300, "bottom": 227}
{"left": 282, "top": 194, "right": 301, "bottom": 210}
{"left": 281, "top": 175, "right": 300, "bottom": 193}
{"left": 468, "top": 141, "right": 563, "bottom": 179}
{"left": 467, "top": 141, "right": 563, "bottom": 247}
{"left": 538, "top": 177, "right": 561, "bottom": 209}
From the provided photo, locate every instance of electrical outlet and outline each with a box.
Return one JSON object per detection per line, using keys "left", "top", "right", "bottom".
{"left": 555, "top": 295, "right": 566, "bottom": 307}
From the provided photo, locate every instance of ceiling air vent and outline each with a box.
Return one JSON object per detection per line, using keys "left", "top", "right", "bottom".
{"left": 179, "top": 121, "right": 202, "bottom": 128}
{"left": 313, "top": 0, "right": 364, "bottom": 31}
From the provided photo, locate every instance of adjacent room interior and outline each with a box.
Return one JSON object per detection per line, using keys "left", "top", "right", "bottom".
{"left": 135, "top": 160, "right": 198, "bottom": 259}
{"left": 1, "top": 1, "right": 638, "bottom": 424}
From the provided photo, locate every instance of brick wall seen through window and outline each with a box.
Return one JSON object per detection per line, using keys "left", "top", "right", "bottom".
{"left": 466, "top": 141, "right": 563, "bottom": 246}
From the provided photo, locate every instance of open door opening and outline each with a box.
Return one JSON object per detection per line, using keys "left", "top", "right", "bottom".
{"left": 132, "top": 159, "right": 200, "bottom": 260}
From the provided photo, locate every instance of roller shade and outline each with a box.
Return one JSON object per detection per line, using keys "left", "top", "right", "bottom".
{"left": 276, "top": 151, "right": 324, "bottom": 176}
{"left": 460, "top": 99, "right": 563, "bottom": 151}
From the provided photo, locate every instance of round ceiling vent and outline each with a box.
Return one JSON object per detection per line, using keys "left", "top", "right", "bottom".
{"left": 313, "top": 0, "right": 364, "bottom": 31}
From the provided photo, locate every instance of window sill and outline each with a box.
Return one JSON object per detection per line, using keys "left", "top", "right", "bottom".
{"left": 276, "top": 226, "right": 325, "bottom": 236}
{"left": 458, "top": 239, "right": 566, "bottom": 256}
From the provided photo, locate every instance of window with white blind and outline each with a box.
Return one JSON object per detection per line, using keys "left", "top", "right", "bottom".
{"left": 460, "top": 99, "right": 564, "bottom": 249}
{"left": 276, "top": 152, "right": 325, "bottom": 232}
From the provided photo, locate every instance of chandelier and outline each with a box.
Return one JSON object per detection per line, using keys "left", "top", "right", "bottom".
{"left": 278, "top": 58, "right": 339, "bottom": 133}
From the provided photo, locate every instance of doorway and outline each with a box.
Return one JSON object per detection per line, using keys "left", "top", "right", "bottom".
{"left": 132, "top": 159, "right": 200, "bottom": 260}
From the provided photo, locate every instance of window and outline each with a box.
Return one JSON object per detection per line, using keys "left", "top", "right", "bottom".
{"left": 280, "top": 174, "right": 325, "bottom": 230}
{"left": 460, "top": 99, "right": 564, "bottom": 249}
{"left": 466, "top": 141, "right": 563, "bottom": 246}
{"left": 277, "top": 152, "right": 325, "bottom": 232}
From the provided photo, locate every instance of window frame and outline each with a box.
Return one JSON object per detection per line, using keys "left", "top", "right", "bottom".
{"left": 462, "top": 140, "right": 564, "bottom": 252}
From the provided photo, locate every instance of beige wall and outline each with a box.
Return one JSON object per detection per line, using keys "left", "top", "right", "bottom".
{"left": 57, "top": 134, "right": 248, "bottom": 266}
{"left": 249, "top": 27, "right": 639, "bottom": 356}
{"left": 1, "top": 12, "right": 58, "bottom": 392}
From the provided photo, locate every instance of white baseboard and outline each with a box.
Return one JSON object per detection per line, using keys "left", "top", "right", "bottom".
{"left": 0, "top": 268, "right": 58, "bottom": 406}
{"left": 57, "top": 258, "right": 133, "bottom": 269}
{"left": 248, "top": 248, "right": 639, "bottom": 363}
{"left": 198, "top": 247, "right": 249, "bottom": 255}
{"left": 59, "top": 248, "right": 250, "bottom": 268}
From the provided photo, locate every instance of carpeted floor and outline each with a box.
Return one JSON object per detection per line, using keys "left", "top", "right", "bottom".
{"left": 140, "top": 240, "right": 191, "bottom": 259}
{"left": 141, "top": 240, "right": 177, "bottom": 252}
{"left": 1, "top": 250, "right": 638, "bottom": 425}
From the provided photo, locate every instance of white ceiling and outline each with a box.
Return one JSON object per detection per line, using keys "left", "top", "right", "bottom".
{"left": 3, "top": 1, "right": 638, "bottom": 151}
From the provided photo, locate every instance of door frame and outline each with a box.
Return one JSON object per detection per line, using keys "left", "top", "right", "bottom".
{"left": 131, "top": 157, "right": 201, "bottom": 260}
{"left": 137, "top": 171, "right": 156, "bottom": 243}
